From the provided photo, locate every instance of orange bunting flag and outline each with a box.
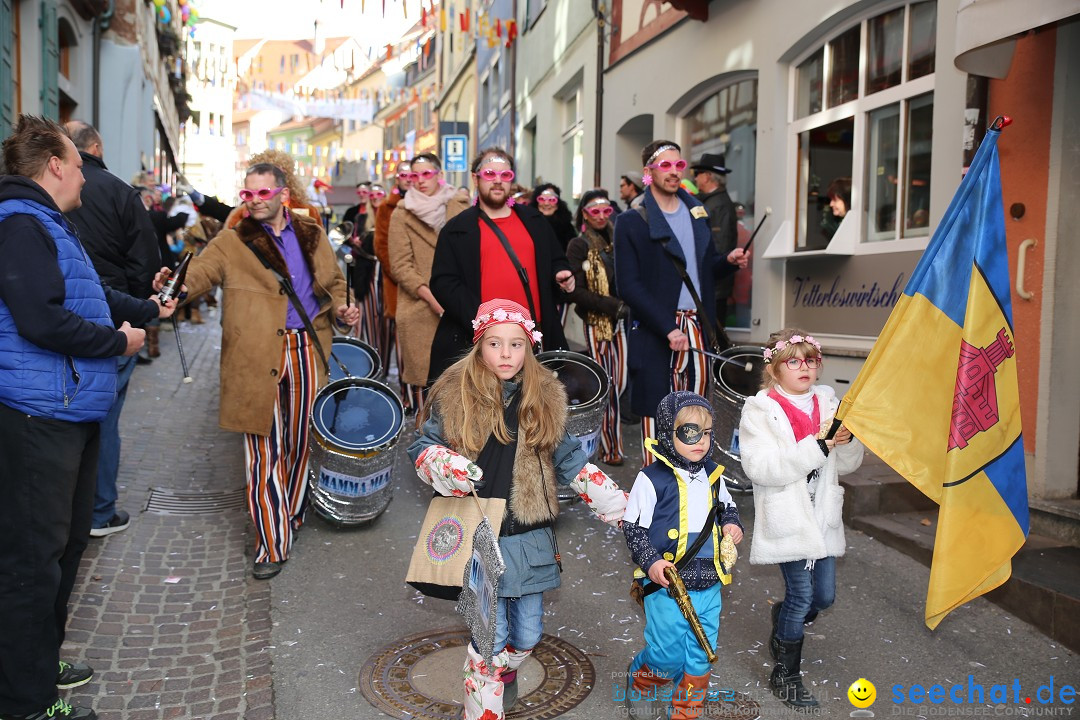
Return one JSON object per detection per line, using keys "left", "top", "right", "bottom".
{"left": 506, "top": 19, "right": 517, "bottom": 47}
{"left": 385, "top": 43, "right": 392, "bottom": 61}
{"left": 496, "top": 18, "right": 501, "bottom": 37}
{"left": 460, "top": 7, "right": 469, "bottom": 31}
{"left": 421, "top": 6, "right": 426, "bottom": 25}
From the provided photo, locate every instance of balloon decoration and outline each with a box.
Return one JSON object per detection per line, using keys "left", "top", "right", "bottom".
{"left": 154, "top": 0, "right": 200, "bottom": 33}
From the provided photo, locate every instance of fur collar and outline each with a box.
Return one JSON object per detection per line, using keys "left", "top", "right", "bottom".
{"left": 235, "top": 211, "right": 324, "bottom": 278}
{"left": 433, "top": 363, "right": 569, "bottom": 526}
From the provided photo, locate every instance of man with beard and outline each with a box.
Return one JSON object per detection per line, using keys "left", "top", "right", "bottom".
{"left": 614, "top": 140, "right": 748, "bottom": 467}
{"left": 427, "top": 147, "right": 575, "bottom": 382}
{"left": 154, "top": 162, "right": 357, "bottom": 580}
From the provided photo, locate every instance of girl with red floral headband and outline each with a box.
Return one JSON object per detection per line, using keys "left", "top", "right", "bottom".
{"left": 406, "top": 298, "right": 628, "bottom": 720}
{"left": 739, "top": 328, "right": 864, "bottom": 709}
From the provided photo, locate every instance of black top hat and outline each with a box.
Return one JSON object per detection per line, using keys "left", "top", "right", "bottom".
{"left": 690, "top": 153, "right": 731, "bottom": 175}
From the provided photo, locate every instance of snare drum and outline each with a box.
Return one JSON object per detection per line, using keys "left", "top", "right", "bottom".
{"left": 329, "top": 336, "right": 382, "bottom": 381}
{"left": 537, "top": 351, "right": 611, "bottom": 502}
{"left": 307, "top": 377, "right": 403, "bottom": 526}
{"left": 709, "top": 345, "right": 766, "bottom": 493}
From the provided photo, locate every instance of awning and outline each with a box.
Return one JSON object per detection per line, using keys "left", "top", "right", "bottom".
{"left": 955, "top": 0, "right": 1080, "bottom": 78}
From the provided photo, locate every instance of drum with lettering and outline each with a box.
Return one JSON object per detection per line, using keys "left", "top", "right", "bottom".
{"left": 307, "top": 377, "right": 404, "bottom": 526}
{"left": 537, "top": 350, "right": 610, "bottom": 502}
{"left": 329, "top": 336, "right": 381, "bottom": 381}
{"left": 710, "top": 345, "right": 766, "bottom": 493}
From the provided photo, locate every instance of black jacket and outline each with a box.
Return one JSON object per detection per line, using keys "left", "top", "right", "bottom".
{"left": 66, "top": 151, "right": 160, "bottom": 299}
{"left": 194, "top": 194, "right": 234, "bottom": 224}
{"left": 428, "top": 204, "right": 571, "bottom": 383}
{"left": 0, "top": 176, "right": 158, "bottom": 358}
{"left": 697, "top": 187, "right": 738, "bottom": 298}
{"left": 150, "top": 209, "right": 191, "bottom": 269}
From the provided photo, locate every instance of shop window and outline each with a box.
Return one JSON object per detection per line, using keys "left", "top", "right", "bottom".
{"left": 685, "top": 77, "right": 758, "bottom": 328}
{"left": 788, "top": 1, "right": 936, "bottom": 252}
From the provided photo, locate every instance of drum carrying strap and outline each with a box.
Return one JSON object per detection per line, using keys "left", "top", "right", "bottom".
{"left": 245, "top": 241, "right": 350, "bottom": 377}
{"left": 478, "top": 210, "right": 539, "bottom": 332}
{"left": 634, "top": 205, "right": 730, "bottom": 352}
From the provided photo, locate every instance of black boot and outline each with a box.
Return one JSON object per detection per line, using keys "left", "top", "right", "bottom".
{"left": 770, "top": 602, "right": 783, "bottom": 661}
{"left": 769, "top": 637, "right": 819, "bottom": 709}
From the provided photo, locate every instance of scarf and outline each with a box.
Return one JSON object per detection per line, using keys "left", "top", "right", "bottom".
{"left": 581, "top": 224, "right": 615, "bottom": 342}
{"left": 401, "top": 184, "right": 459, "bottom": 231}
{"left": 767, "top": 389, "right": 821, "bottom": 442}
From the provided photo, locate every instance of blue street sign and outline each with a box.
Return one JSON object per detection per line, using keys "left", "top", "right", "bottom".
{"left": 443, "top": 134, "right": 469, "bottom": 173}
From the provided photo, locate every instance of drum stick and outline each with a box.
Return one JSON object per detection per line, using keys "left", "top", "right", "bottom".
{"left": 343, "top": 252, "right": 354, "bottom": 309}
{"left": 172, "top": 315, "right": 193, "bottom": 383}
{"left": 687, "top": 346, "right": 754, "bottom": 373}
{"left": 741, "top": 207, "right": 771, "bottom": 254}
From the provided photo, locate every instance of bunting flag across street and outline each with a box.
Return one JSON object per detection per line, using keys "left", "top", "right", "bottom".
{"left": 836, "top": 119, "right": 1029, "bottom": 630}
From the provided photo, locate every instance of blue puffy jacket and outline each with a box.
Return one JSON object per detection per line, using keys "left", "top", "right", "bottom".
{"left": 0, "top": 197, "right": 118, "bottom": 421}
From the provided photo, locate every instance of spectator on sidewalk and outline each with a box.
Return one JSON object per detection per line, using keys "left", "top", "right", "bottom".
{"left": 0, "top": 114, "right": 174, "bottom": 720}
{"left": 63, "top": 120, "right": 162, "bottom": 538}
{"left": 155, "top": 162, "right": 357, "bottom": 581}
{"left": 619, "top": 171, "right": 645, "bottom": 210}
{"left": 691, "top": 153, "right": 738, "bottom": 327}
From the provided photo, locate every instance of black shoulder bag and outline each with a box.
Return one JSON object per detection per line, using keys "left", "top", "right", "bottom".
{"left": 245, "top": 241, "right": 348, "bottom": 377}
{"left": 478, "top": 210, "right": 539, "bottom": 327}
{"left": 635, "top": 205, "right": 730, "bottom": 352}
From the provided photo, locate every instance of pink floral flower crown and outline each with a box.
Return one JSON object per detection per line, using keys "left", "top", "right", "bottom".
{"left": 471, "top": 302, "right": 543, "bottom": 345}
{"left": 762, "top": 334, "right": 821, "bottom": 364}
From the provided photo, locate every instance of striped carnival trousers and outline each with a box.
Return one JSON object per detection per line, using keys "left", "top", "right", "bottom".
{"left": 354, "top": 261, "right": 386, "bottom": 353}
{"left": 640, "top": 309, "right": 710, "bottom": 468}
{"left": 583, "top": 320, "right": 629, "bottom": 464}
{"left": 243, "top": 331, "right": 320, "bottom": 564}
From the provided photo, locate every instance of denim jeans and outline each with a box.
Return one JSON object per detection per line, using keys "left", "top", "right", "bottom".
{"left": 776, "top": 557, "right": 836, "bottom": 642}
{"left": 93, "top": 354, "right": 137, "bottom": 527}
{"left": 488, "top": 592, "right": 545, "bottom": 654}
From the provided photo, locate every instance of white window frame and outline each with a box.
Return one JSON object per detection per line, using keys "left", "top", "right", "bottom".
{"left": 765, "top": 0, "right": 937, "bottom": 259}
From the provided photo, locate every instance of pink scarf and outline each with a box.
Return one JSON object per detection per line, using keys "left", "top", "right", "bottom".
{"left": 401, "top": 184, "right": 459, "bottom": 231}
{"left": 767, "top": 390, "right": 820, "bottom": 442}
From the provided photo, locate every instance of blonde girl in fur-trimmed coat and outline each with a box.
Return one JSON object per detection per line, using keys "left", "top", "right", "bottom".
{"left": 407, "top": 299, "right": 627, "bottom": 720}
{"left": 739, "top": 328, "right": 863, "bottom": 709}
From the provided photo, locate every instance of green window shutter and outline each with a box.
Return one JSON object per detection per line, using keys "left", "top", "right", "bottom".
{"left": 0, "top": 0, "right": 14, "bottom": 137}
{"left": 40, "top": 0, "right": 58, "bottom": 120}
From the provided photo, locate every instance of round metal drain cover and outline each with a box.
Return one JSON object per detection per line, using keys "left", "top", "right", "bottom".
{"left": 358, "top": 628, "right": 595, "bottom": 719}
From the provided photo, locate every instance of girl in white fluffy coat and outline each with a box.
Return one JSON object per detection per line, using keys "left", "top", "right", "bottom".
{"left": 739, "top": 328, "right": 863, "bottom": 709}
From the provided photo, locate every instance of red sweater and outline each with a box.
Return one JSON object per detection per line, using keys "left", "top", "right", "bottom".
{"left": 479, "top": 212, "right": 542, "bottom": 320}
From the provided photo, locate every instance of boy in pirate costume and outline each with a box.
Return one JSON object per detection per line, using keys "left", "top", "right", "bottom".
{"left": 623, "top": 391, "right": 744, "bottom": 719}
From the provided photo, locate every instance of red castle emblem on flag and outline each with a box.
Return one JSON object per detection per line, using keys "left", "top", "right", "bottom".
{"left": 948, "top": 328, "right": 1015, "bottom": 451}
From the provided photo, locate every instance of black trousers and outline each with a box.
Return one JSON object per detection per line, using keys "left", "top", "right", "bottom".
{"left": 0, "top": 401, "right": 98, "bottom": 714}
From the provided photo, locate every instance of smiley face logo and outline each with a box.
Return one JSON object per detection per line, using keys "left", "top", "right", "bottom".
{"left": 848, "top": 678, "right": 876, "bottom": 708}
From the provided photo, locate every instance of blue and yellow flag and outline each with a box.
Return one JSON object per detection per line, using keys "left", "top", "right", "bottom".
{"left": 838, "top": 125, "right": 1029, "bottom": 630}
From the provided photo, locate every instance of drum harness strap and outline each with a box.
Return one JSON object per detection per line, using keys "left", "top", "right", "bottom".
{"left": 633, "top": 206, "right": 730, "bottom": 353}
{"left": 478, "top": 210, "right": 539, "bottom": 337}
{"left": 245, "top": 241, "right": 350, "bottom": 378}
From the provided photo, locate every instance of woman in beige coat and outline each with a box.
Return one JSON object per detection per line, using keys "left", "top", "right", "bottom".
{"left": 388, "top": 152, "right": 469, "bottom": 411}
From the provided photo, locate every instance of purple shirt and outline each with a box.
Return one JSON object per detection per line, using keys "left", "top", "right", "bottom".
{"left": 262, "top": 211, "right": 322, "bottom": 330}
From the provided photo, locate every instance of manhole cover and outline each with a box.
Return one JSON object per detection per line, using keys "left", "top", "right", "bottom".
{"left": 144, "top": 487, "right": 247, "bottom": 515}
{"left": 359, "top": 628, "right": 594, "bottom": 719}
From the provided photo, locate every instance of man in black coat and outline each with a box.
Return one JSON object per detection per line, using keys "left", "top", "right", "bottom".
{"left": 427, "top": 147, "right": 574, "bottom": 383}
{"left": 64, "top": 120, "right": 162, "bottom": 538}
{"left": 691, "top": 153, "right": 739, "bottom": 326}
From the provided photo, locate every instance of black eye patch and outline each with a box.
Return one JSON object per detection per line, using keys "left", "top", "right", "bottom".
{"left": 675, "top": 423, "right": 707, "bottom": 445}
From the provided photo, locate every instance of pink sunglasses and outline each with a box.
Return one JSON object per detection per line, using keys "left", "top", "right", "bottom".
{"left": 239, "top": 186, "right": 285, "bottom": 203}
{"left": 477, "top": 168, "right": 515, "bottom": 183}
{"left": 648, "top": 159, "right": 688, "bottom": 173}
{"left": 402, "top": 169, "right": 440, "bottom": 182}
{"left": 584, "top": 205, "right": 614, "bottom": 218}
{"left": 536, "top": 195, "right": 559, "bottom": 205}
